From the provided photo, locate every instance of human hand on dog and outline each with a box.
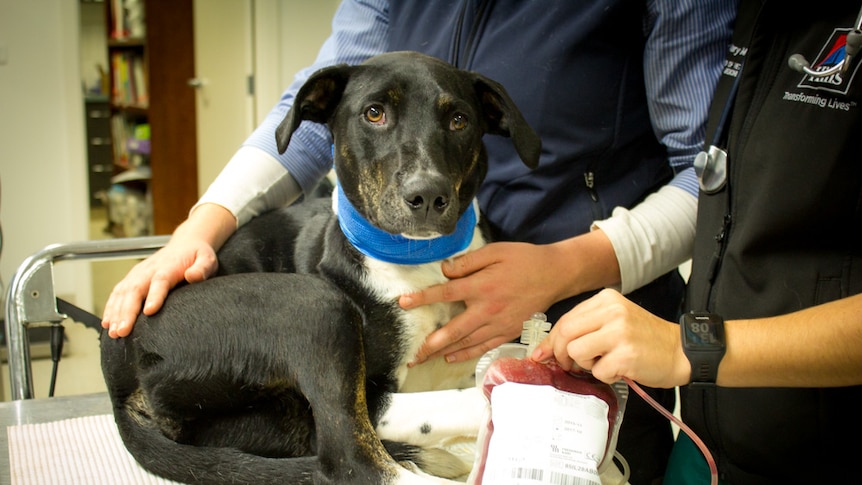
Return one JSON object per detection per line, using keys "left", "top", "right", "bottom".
{"left": 530, "top": 288, "right": 687, "bottom": 388}
{"left": 101, "top": 203, "right": 236, "bottom": 338}
{"left": 402, "top": 230, "right": 622, "bottom": 365}
{"left": 402, "top": 241, "right": 570, "bottom": 365}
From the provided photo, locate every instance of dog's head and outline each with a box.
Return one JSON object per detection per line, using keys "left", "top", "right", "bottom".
{"left": 276, "top": 51, "right": 540, "bottom": 238}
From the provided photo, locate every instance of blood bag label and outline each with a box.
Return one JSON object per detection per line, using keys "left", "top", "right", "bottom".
{"left": 481, "top": 382, "right": 609, "bottom": 485}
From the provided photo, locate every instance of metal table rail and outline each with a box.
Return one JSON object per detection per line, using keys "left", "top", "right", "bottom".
{"left": 4, "top": 236, "right": 168, "bottom": 400}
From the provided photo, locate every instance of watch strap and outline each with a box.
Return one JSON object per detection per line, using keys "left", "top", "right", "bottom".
{"left": 690, "top": 354, "right": 720, "bottom": 383}
{"left": 680, "top": 312, "right": 726, "bottom": 384}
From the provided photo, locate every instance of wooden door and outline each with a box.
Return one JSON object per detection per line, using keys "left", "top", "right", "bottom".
{"left": 146, "top": 0, "right": 199, "bottom": 235}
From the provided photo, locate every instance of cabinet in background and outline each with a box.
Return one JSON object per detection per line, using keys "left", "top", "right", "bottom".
{"left": 83, "top": 97, "right": 113, "bottom": 207}
{"left": 105, "top": 0, "right": 198, "bottom": 235}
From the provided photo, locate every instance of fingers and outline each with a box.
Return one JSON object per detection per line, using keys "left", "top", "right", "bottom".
{"left": 411, "top": 313, "right": 469, "bottom": 364}
{"left": 403, "top": 242, "right": 554, "bottom": 364}
{"left": 531, "top": 337, "right": 555, "bottom": 363}
{"left": 400, "top": 245, "right": 503, "bottom": 308}
{"left": 441, "top": 245, "right": 497, "bottom": 279}
{"left": 411, "top": 306, "right": 520, "bottom": 365}
{"left": 531, "top": 290, "right": 616, "bottom": 368}
{"left": 110, "top": 319, "right": 135, "bottom": 339}
{"left": 184, "top": 250, "right": 218, "bottom": 284}
{"left": 565, "top": 331, "right": 621, "bottom": 383}
{"left": 399, "top": 250, "right": 491, "bottom": 309}
{"left": 101, "top": 245, "right": 219, "bottom": 339}
{"left": 142, "top": 275, "right": 172, "bottom": 315}
{"left": 102, "top": 272, "right": 150, "bottom": 338}
{"left": 545, "top": 316, "right": 599, "bottom": 372}
{"left": 399, "top": 277, "right": 462, "bottom": 309}
{"left": 102, "top": 265, "right": 170, "bottom": 338}
{"left": 444, "top": 334, "right": 515, "bottom": 363}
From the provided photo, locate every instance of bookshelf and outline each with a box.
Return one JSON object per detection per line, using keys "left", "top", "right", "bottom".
{"left": 105, "top": 0, "right": 198, "bottom": 236}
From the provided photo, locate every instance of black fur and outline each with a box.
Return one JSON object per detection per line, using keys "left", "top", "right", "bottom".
{"left": 101, "top": 51, "right": 540, "bottom": 485}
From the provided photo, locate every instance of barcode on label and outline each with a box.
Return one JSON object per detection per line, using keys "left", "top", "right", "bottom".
{"left": 511, "top": 467, "right": 543, "bottom": 480}
{"left": 549, "top": 472, "right": 601, "bottom": 485}
{"left": 508, "top": 468, "right": 601, "bottom": 485}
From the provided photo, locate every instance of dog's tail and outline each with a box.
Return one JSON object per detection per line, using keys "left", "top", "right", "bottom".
{"left": 101, "top": 330, "right": 319, "bottom": 484}
{"left": 116, "top": 409, "right": 316, "bottom": 483}
{"left": 113, "top": 404, "right": 463, "bottom": 485}
{"left": 112, "top": 405, "right": 320, "bottom": 484}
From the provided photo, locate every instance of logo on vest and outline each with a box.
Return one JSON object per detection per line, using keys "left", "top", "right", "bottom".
{"left": 796, "top": 29, "right": 861, "bottom": 95}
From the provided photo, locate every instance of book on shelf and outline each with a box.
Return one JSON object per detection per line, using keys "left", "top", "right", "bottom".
{"left": 132, "top": 58, "right": 148, "bottom": 105}
{"left": 110, "top": 0, "right": 146, "bottom": 40}
{"left": 110, "top": 114, "right": 131, "bottom": 168}
{"left": 110, "top": 52, "right": 148, "bottom": 107}
{"left": 111, "top": 115, "right": 151, "bottom": 171}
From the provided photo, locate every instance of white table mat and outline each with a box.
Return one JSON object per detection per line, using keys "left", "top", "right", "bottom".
{"left": 7, "top": 414, "right": 178, "bottom": 485}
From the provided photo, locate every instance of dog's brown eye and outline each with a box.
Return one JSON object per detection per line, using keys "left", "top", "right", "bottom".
{"left": 450, "top": 113, "right": 467, "bottom": 131}
{"left": 365, "top": 106, "right": 385, "bottom": 124}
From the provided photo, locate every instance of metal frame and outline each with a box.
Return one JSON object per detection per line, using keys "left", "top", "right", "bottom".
{"left": 4, "top": 236, "right": 168, "bottom": 400}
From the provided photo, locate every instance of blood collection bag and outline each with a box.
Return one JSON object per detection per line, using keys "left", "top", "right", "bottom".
{"left": 468, "top": 314, "right": 628, "bottom": 485}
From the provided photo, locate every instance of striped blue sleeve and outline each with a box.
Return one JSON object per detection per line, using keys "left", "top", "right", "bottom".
{"left": 644, "top": 0, "right": 736, "bottom": 197}
{"left": 242, "top": 0, "right": 390, "bottom": 196}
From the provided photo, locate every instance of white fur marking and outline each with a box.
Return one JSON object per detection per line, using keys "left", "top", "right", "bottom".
{"left": 393, "top": 467, "right": 465, "bottom": 485}
{"left": 377, "top": 387, "right": 485, "bottom": 448}
{"left": 362, "top": 225, "right": 486, "bottom": 392}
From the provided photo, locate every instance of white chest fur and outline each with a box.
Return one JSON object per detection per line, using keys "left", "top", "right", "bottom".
{"left": 362, "top": 227, "right": 486, "bottom": 392}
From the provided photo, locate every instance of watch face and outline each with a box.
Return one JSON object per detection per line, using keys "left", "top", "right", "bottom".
{"left": 683, "top": 315, "right": 725, "bottom": 349}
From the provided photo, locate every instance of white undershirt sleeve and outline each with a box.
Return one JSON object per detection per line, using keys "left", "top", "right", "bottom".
{"left": 193, "top": 146, "right": 303, "bottom": 227}
{"left": 591, "top": 184, "right": 696, "bottom": 295}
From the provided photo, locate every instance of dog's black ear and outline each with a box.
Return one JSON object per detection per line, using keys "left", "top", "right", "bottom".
{"left": 276, "top": 64, "right": 353, "bottom": 154}
{"left": 472, "top": 74, "right": 542, "bottom": 169}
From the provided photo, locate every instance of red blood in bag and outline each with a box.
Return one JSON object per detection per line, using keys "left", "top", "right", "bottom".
{"left": 482, "top": 357, "right": 618, "bottom": 412}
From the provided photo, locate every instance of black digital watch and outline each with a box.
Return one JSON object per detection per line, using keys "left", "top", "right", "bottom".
{"left": 680, "top": 312, "right": 726, "bottom": 385}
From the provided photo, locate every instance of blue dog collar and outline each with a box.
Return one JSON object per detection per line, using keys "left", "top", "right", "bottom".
{"left": 335, "top": 182, "right": 478, "bottom": 265}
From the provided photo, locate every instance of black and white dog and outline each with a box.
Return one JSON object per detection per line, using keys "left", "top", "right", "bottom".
{"left": 100, "top": 51, "right": 540, "bottom": 484}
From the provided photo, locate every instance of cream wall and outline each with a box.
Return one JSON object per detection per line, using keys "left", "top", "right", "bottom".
{"left": 193, "top": 0, "right": 340, "bottom": 202}
{"left": 79, "top": 1, "right": 108, "bottom": 94}
{"left": 255, "top": 0, "right": 341, "bottom": 124}
{"left": 0, "top": 0, "right": 94, "bottom": 312}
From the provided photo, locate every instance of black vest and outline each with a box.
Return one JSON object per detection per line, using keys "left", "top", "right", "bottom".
{"left": 683, "top": 1, "right": 862, "bottom": 482}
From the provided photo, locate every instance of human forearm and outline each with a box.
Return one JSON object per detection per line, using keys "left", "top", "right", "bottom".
{"left": 591, "top": 184, "right": 696, "bottom": 294}
{"left": 532, "top": 175, "right": 697, "bottom": 302}
{"left": 196, "top": 146, "right": 303, "bottom": 227}
{"left": 179, "top": 203, "right": 237, "bottom": 253}
{"left": 719, "top": 294, "right": 862, "bottom": 388}
{"left": 545, "top": 229, "right": 621, "bottom": 302}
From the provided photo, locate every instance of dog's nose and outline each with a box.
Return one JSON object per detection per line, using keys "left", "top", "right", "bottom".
{"left": 401, "top": 172, "right": 451, "bottom": 215}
